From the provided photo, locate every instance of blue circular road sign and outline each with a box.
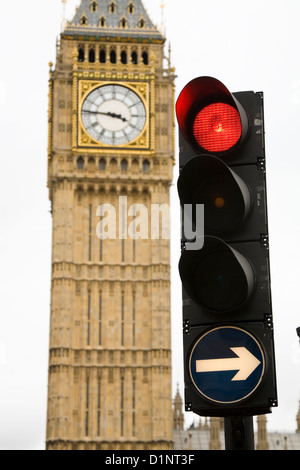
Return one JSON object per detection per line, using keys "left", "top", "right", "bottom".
{"left": 189, "top": 326, "right": 265, "bottom": 404}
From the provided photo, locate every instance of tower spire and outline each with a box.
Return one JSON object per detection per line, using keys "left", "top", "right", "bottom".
{"left": 61, "top": 0, "right": 67, "bottom": 28}
{"left": 160, "top": 0, "right": 166, "bottom": 36}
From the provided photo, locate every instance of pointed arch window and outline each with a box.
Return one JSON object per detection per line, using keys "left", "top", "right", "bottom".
{"left": 121, "top": 50, "right": 127, "bottom": 64}
{"left": 88, "top": 157, "right": 95, "bottom": 170}
{"left": 142, "top": 160, "right": 150, "bottom": 173}
{"left": 128, "top": 2, "right": 135, "bottom": 14}
{"left": 131, "top": 50, "right": 138, "bottom": 65}
{"left": 99, "top": 158, "right": 106, "bottom": 171}
{"left": 99, "top": 48, "right": 106, "bottom": 63}
{"left": 121, "top": 159, "right": 128, "bottom": 173}
{"left": 77, "top": 157, "right": 84, "bottom": 170}
{"left": 139, "top": 18, "right": 146, "bottom": 28}
{"left": 142, "top": 51, "right": 148, "bottom": 65}
{"left": 78, "top": 48, "right": 85, "bottom": 62}
{"left": 110, "top": 49, "right": 116, "bottom": 64}
{"left": 109, "top": 1, "right": 116, "bottom": 14}
{"left": 120, "top": 17, "right": 127, "bottom": 28}
{"left": 80, "top": 15, "right": 87, "bottom": 25}
{"left": 91, "top": 1, "right": 98, "bottom": 12}
{"left": 89, "top": 48, "right": 95, "bottom": 63}
{"left": 99, "top": 16, "right": 106, "bottom": 27}
{"left": 132, "top": 159, "right": 139, "bottom": 173}
{"left": 110, "top": 158, "right": 117, "bottom": 172}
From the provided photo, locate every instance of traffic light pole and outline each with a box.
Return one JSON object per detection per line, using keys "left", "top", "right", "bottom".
{"left": 224, "top": 416, "right": 255, "bottom": 450}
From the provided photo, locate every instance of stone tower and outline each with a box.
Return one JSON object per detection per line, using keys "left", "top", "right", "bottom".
{"left": 46, "top": 0, "right": 175, "bottom": 450}
{"left": 173, "top": 385, "right": 184, "bottom": 431}
{"left": 256, "top": 415, "right": 269, "bottom": 450}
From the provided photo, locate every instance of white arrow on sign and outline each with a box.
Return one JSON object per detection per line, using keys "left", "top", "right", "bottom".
{"left": 195, "top": 347, "right": 261, "bottom": 381}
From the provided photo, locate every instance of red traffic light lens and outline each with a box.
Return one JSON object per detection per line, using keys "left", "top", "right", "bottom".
{"left": 193, "top": 103, "right": 242, "bottom": 152}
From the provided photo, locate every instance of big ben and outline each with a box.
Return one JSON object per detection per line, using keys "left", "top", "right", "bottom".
{"left": 46, "top": 0, "right": 175, "bottom": 451}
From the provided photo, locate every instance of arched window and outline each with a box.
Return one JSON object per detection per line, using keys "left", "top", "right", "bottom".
{"left": 78, "top": 48, "right": 85, "bottom": 62}
{"left": 80, "top": 16, "right": 87, "bottom": 25}
{"left": 110, "top": 49, "right": 116, "bottom": 64}
{"left": 89, "top": 49, "right": 95, "bottom": 63}
{"left": 142, "top": 160, "right": 150, "bottom": 173}
{"left": 99, "top": 16, "right": 106, "bottom": 27}
{"left": 91, "top": 1, "right": 98, "bottom": 12}
{"left": 142, "top": 51, "right": 148, "bottom": 65}
{"left": 99, "top": 48, "right": 106, "bottom": 63}
{"left": 99, "top": 158, "right": 106, "bottom": 171}
{"left": 77, "top": 157, "right": 84, "bottom": 170}
{"left": 121, "top": 50, "right": 127, "bottom": 65}
{"left": 132, "top": 159, "right": 139, "bottom": 173}
{"left": 109, "top": 1, "right": 116, "bottom": 13}
{"left": 110, "top": 158, "right": 117, "bottom": 172}
{"left": 120, "top": 18, "right": 127, "bottom": 28}
{"left": 88, "top": 157, "right": 95, "bottom": 171}
{"left": 139, "top": 18, "right": 145, "bottom": 28}
{"left": 128, "top": 2, "right": 135, "bottom": 14}
{"left": 131, "top": 51, "right": 138, "bottom": 65}
{"left": 121, "top": 159, "right": 128, "bottom": 172}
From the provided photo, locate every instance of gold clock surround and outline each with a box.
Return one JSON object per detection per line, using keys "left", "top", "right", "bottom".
{"left": 75, "top": 79, "right": 152, "bottom": 153}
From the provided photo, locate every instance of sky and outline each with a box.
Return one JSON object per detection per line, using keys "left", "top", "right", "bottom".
{"left": 0, "top": 0, "right": 300, "bottom": 450}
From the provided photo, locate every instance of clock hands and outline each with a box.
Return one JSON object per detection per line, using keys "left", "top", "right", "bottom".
{"left": 83, "top": 109, "right": 127, "bottom": 122}
{"left": 81, "top": 85, "right": 147, "bottom": 145}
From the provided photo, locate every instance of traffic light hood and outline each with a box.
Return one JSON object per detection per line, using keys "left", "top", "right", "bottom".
{"left": 176, "top": 76, "right": 249, "bottom": 155}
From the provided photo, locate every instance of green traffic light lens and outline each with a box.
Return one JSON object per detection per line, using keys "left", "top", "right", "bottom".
{"left": 179, "top": 237, "right": 255, "bottom": 313}
{"left": 195, "top": 250, "right": 249, "bottom": 312}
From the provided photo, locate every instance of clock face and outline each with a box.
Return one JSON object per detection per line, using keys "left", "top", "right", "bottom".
{"left": 81, "top": 84, "right": 147, "bottom": 146}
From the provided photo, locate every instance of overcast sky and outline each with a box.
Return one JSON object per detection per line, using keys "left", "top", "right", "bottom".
{"left": 1, "top": 0, "right": 300, "bottom": 450}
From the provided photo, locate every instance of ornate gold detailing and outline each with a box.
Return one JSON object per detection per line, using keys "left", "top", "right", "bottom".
{"left": 73, "top": 75, "right": 155, "bottom": 154}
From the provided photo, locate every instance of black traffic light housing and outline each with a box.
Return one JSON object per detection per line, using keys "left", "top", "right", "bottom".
{"left": 176, "top": 76, "right": 277, "bottom": 417}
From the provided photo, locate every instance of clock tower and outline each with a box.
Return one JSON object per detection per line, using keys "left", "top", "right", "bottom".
{"left": 46, "top": 0, "right": 175, "bottom": 450}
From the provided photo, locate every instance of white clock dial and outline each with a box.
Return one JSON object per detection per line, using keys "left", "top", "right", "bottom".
{"left": 81, "top": 84, "right": 147, "bottom": 146}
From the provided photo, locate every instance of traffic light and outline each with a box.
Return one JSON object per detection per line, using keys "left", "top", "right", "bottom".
{"left": 176, "top": 76, "right": 277, "bottom": 417}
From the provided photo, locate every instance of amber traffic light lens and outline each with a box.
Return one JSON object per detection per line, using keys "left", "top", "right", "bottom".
{"left": 192, "top": 172, "right": 247, "bottom": 234}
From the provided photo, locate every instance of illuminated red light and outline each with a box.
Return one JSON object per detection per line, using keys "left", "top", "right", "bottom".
{"left": 213, "top": 122, "right": 223, "bottom": 133}
{"left": 193, "top": 102, "right": 242, "bottom": 152}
